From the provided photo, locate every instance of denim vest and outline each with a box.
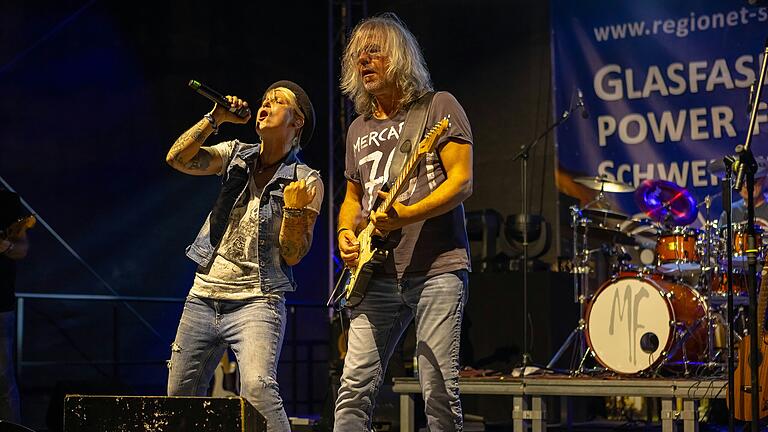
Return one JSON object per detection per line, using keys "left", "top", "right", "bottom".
{"left": 185, "top": 141, "right": 314, "bottom": 293}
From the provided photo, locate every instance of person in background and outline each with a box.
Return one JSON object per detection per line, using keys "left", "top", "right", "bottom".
{"left": 0, "top": 189, "right": 30, "bottom": 423}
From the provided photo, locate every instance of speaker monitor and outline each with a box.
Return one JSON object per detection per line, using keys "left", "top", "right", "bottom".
{"left": 63, "top": 395, "right": 266, "bottom": 432}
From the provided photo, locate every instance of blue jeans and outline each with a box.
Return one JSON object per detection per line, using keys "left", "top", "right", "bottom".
{"left": 167, "top": 295, "right": 289, "bottom": 432}
{"left": 0, "top": 311, "right": 20, "bottom": 423}
{"left": 334, "top": 271, "right": 468, "bottom": 432}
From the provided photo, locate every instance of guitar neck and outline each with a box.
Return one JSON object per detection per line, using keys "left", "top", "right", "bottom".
{"left": 375, "top": 148, "right": 425, "bottom": 214}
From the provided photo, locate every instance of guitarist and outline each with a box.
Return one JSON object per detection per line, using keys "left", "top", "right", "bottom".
{"left": 0, "top": 189, "right": 28, "bottom": 423}
{"left": 334, "top": 13, "right": 473, "bottom": 432}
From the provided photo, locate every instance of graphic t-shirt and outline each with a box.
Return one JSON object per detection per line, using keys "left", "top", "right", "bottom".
{"left": 344, "top": 91, "right": 473, "bottom": 277}
{"left": 190, "top": 142, "right": 324, "bottom": 300}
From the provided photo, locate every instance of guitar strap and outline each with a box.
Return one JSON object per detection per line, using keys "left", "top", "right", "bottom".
{"left": 386, "top": 91, "right": 436, "bottom": 189}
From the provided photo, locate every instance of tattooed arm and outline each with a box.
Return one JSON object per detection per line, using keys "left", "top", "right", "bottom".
{"left": 165, "top": 118, "right": 222, "bottom": 175}
{"left": 280, "top": 210, "right": 318, "bottom": 266}
{"left": 165, "top": 95, "right": 251, "bottom": 176}
{"left": 280, "top": 178, "right": 320, "bottom": 266}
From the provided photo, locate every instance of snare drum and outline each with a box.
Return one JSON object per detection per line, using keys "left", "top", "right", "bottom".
{"left": 585, "top": 273, "right": 707, "bottom": 374}
{"left": 655, "top": 227, "right": 702, "bottom": 275}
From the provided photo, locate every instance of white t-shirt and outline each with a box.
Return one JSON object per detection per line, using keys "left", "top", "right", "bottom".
{"left": 190, "top": 142, "right": 323, "bottom": 300}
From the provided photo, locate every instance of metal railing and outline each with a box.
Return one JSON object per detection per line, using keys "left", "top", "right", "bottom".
{"left": 15, "top": 292, "right": 329, "bottom": 414}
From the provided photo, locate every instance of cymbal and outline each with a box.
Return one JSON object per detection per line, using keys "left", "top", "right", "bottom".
{"left": 619, "top": 217, "right": 660, "bottom": 234}
{"left": 573, "top": 176, "right": 635, "bottom": 193}
{"left": 707, "top": 156, "right": 768, "bottom": 179}
{"left": 634, "top": 179, "right": 698, "bottom": 225}
{"left": 575, "top": 208, "right": 629, "bottom": 232}
{"left": 581, "top": 208, "right": 628, "bottom": 223}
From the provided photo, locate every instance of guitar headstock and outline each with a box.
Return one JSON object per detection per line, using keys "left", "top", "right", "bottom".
{"left": 416, "top": 116, "right": 451, "bottom": 155}
{"left": 20, "top": 215, "right": 36, "bottom": 230}
{"left": 1, "top": 215, "right": 36, "bottom": 240}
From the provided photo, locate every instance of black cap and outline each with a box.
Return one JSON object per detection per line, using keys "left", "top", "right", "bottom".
{"left": 264, "top": 80, "right": 315, "bottom": 148}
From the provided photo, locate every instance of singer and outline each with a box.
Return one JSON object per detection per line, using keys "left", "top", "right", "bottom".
{"left": 165, "top": 80, "right": 323, "bottom": 432}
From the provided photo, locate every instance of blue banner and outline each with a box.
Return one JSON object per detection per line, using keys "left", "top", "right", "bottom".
{"left": 552, "top": 0, "right": 768, "bottom": 225}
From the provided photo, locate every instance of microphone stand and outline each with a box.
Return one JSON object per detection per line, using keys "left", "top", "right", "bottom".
{"left": 731, "top": 36, "right": 768, "bottom": 432}
{"left": 720, "top": 158, "right": 735, "bottom": 432}
{"left": 512, "top": 95, "right": 584, "bottom": 369}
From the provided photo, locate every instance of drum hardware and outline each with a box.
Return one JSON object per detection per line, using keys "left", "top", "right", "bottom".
{"left": 648, "top": 316, "right": 708, "bottom": 377}
{"left": 545, "top": 205, "right": 593, "bottom": 372}
{"left": 548, "top": 200, "right": 634, "bottom": 373}
{"left": 577, "top": 347, "right": 594, "bottom": 374}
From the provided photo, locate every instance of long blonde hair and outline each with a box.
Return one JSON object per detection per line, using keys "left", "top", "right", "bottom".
{"left": 341, "top": 12, "right": 433, "bottom": 117}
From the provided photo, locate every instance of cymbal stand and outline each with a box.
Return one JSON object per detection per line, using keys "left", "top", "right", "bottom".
{"left": 546, "top": 204, "right": 591, "bottom": 373}
{"left": 581, "top": 181, "right": 609, "bottom": 211}
{"left": 701, "top": 194, "right": 721, "bottom": 368}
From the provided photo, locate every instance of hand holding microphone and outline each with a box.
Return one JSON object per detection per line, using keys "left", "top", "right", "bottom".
{"left": 189, "top": 80, "right": 252, "bottom": 125}
{"left": 211, "top": 95, "right": 251, "bottom": 125}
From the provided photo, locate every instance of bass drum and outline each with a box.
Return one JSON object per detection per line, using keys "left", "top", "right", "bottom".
{"left": 585, "top": 273, "right": 707, "bottom": 374}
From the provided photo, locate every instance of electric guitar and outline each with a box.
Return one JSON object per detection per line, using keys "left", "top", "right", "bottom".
{"left": 341, "top": 117, "right": 450, "bottom": 307}
{"left": 211, "top": 352, "right": 238, "bottom": 397}
{"left": 1, "top": 215, "right": 36, "bottom": 241}
{"left": 731, "top": 264, "right": 768, "bottom": 420}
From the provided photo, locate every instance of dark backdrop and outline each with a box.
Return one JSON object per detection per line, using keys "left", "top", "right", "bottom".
{"left": 0, "top": 0, "right": 559, "bottom": 428}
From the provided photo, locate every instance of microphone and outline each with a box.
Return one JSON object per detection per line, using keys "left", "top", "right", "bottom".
{"left": 188, "top": 80, "right": 251, "bottom": 118}
{"left": 576, "top": 88, "right": 589, "bottom": 119}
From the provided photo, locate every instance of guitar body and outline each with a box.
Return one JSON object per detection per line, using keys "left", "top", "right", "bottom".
{"left": 730, "top": 264, "right": 768, "bottom": 420}
{"left": 343, "top": 231, "right": 387, "bottom": 307}
{"left": 1, "top": 216, "right": 36, "bottom": 240}
{"left": 732, "top": 334, "right": 768, "bottom": 420}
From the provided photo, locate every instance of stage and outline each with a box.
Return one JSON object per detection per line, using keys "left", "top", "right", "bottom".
{"left": 394, "top": 376, "right": 728, "bottom": 432}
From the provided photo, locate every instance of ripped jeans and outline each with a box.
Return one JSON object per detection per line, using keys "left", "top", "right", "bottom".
{"left": 334, "top": 270, "right": 468, "bottom": 432}
{"left": 167, "top": 295, "right": 289, "bottom": 432}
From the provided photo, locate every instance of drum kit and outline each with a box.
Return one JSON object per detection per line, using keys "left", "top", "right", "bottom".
{"left": 557, "top": 170, "right": 765, "bottom": 377}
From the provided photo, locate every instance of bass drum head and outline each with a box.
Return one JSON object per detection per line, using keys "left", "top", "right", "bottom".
{"left": 586, "top": 276, "right": 673, "bottom": 374}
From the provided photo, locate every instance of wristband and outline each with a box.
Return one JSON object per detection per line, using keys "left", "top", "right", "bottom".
{"left": 204, "top": 113, "right": 219, "bottom": 135}
{"left": 337, "top": 227, "right": 353, "bottom": 237}
{"left": 283, "top": 207, "right": 306, "bottom": 218}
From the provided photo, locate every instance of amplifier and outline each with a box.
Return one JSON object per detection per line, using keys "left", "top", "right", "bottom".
{"left": 63, "top": 395, "right": 266, "bottom": 432}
